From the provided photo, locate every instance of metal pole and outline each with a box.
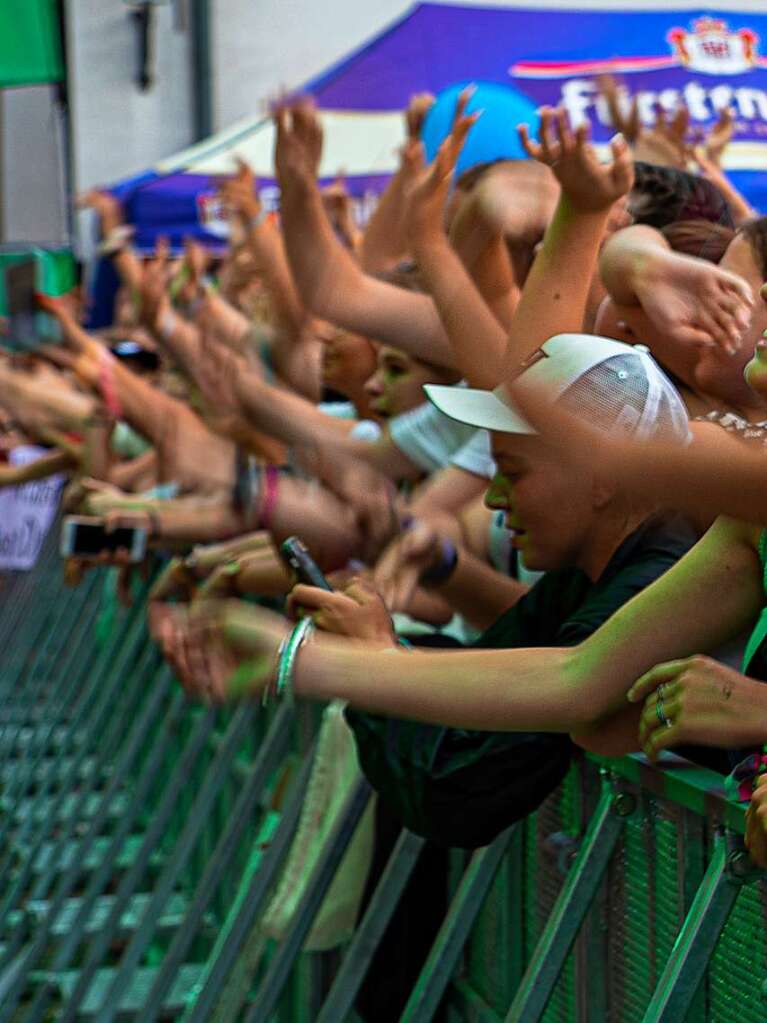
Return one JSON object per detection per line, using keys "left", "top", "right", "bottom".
{"left": 504, "top": 788, "right": 628, "bottom": 1023}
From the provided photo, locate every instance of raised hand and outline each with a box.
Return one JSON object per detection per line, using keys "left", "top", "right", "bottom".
{"left": 700, "top": 106, "right": 735, "bottom": 167}
{"left": 138, "top": 236, "right": 171, "bottom": 329}
{"left": 405, "top": 85, "right": 480, "bottom": 246}
{"left": 597, "top": 75, "right": 641, "bottom": 143}
{"left": 519, "top": 106, "right": 633, "bottom": 212}
{"left": 405, "top": 92, "right": 436, "bottom": 141}
{"left": 321, "top": 175, "right": 360, "bottom": 250}
{"left": 373, "top": 519, "right": 443, "bottom": 613}
{"left": 631, "top": 247, "right": 753, "bottom": 354}
{"left": 632, "top": 107, "right": 690, "bottom": 170}
{"left": 274, "top": 97, "right": 324, "bottom": 185}
{"left": 76, "top": 189, "right": 125, "bottom": 234}
{"left": 161, "top": 599, "right": 288, "bottom": 703}
{"left": 218, "top": 157, "right": 261, "bottom": 223}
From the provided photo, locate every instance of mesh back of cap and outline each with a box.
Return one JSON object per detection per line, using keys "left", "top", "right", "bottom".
{"left": 557, "top": 353, "right": 689, "bottom": 444}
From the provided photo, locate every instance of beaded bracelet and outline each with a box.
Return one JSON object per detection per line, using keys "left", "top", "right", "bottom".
{"left": 263, "top": 617, "right": 315, "bottom": 707}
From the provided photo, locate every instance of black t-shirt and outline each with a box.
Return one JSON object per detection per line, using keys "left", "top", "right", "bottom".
{"left": 346, "top": 514, "right": 698, "bottom": 846}
{"left": 351, "top": 511, "right": 699, "bottom": 781}
{"left": 476, "top": 513, "right": 697, "bottom": 652}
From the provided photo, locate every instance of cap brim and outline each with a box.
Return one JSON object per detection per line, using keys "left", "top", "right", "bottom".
{"left": 424, "top": 384, "right": 535, "bottom": 434}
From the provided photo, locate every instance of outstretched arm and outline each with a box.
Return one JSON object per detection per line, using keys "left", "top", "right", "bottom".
{"left": 166, "top": 514, "right": 760, "bottom": 748}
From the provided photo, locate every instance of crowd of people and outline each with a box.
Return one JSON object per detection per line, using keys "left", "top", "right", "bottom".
{"left": 5, "top": 75, "right": 767, "bottom": 1003}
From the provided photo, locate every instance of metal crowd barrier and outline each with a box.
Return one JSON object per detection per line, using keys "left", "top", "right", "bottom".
{"left": 0, "top": 532, "right": 764, "bottom": 1021}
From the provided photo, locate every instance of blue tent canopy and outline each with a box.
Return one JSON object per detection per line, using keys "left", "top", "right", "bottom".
{"left": 95, "top": 2, "right": 767, "bottom": 323}
{"left": 113, "top": 4, "right": 767, "bottom": 247}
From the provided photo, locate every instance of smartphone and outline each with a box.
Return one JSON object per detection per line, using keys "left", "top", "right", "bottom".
{"left": 4, "top": 259, "right": 62, "bottom": 351}
{"left": 279, "top": 536, "right": 333, "bottom": 591}
{"left": 109, "top": 340, "right": 160, "bottom": 371}
{"left": 60, "top": 515, "right": 148, "bottom": 562}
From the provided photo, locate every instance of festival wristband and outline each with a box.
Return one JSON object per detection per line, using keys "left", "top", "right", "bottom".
{"left": 258, "top": 465, "right": 280, "bottom": 532}
{"left": 98, "top": 351, "right": 124, "bottom": 421}
{"left": 420, "top": 537, "right": 459, "bottom": 586}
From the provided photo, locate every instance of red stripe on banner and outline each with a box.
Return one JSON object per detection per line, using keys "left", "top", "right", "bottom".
{"left": 511, "top": 55, "right": 679, "bottom": 78}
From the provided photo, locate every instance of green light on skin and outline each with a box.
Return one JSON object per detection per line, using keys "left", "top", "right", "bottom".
{"left": 224, "top": 657, "right": 269, "bottom": 699}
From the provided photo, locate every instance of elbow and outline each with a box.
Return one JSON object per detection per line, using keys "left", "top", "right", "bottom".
{"left": 560, "top": 644, "right": 617, "bottom": 731}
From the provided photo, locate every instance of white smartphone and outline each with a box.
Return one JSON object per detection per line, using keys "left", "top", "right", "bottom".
{"left": 60, "top": 515, "right": 148, "bottom": 562}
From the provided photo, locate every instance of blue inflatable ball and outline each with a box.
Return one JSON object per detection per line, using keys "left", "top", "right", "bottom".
{"left": 421, "top": 81, "right": 540, "bottom": 174}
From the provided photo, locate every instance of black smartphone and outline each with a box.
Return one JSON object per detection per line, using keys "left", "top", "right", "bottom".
{"left": 4, "top": 259, "right": 61, "bottom": 351}
{"left": 60, "top": 515, "right": 148, "bottom": 562}
{"left": 279, "top": 536, "right": 333, "bottom": 591}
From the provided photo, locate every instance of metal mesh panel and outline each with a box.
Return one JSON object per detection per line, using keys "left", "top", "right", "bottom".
{"left": 708, "top": 881, "right": 767, "bottom": 1022}
{"left": 539, "top": 771, "right": 579, "bottom": 1023}
{"left": 605, "top": 793, "right": 686, "bottom": 1022}
{"left": 458, "top": 766, "right": 581, "bottom": 1019}
{"left": 463, "top": 857, "right": 515, "bottom": 1014}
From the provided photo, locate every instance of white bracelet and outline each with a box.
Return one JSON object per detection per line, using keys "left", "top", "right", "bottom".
{"left": 159, "top": 307, "right": 178, "bottom": 341}
{"left": 97, "top": 224, "right": 134, "bottom": 257}
{"left": 249, "top": 208, "right": 269, "bottom": 231}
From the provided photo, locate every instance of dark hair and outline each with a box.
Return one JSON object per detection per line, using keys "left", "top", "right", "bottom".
{"left": 630, "top": 162, "right": 734, "bottom": 230}
{"left": 661, "top": 219, "right": 734, "bottom": 264}
{"left": 454, "top": 158, "right": 509, "bottom": 192}
{"left": 737, "top": 217, "right": 767, "bottom": 281}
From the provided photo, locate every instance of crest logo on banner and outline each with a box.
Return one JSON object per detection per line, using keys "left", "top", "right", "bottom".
{"left": 510, "top": 17, "right": 767, "bottom": 133}
{"left": 512, "top": 17, "right": 764, "bottom": 79}
{"left": 667, "top": 18, "right": 759, "bottom": 76}
{"left": 196, "top": 193, "right": 230, "bottom": 238}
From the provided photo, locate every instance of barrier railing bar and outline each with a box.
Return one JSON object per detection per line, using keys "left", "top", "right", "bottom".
{"left": 640, "top": 836, "right": 746, "bottom": 1023}
{"left": 140, "top": 701, "right": 296, "bottom": 1023}
{"left": 503, "top": 786, "right": 626, "bottom": 1023}
{"left": 180, "top": 743, "right": 319, "bottom": 1023}
{"left": 18, "top": 676, "right": 183, "bottom": 1023}
{"left": 597, "top": 753, "right": 744, "bottom": 833}
{"left": 241, "top": 777, "right": 373, "bottom": 1023}
{"left": 316, "top": 828, "right": 426, "bottom": 1023}
{"left": 91, "top": 705, "right": 258, "bottom": 1023}
{"left": 0, "top": 609, "right": 153, "bottom": 934}
{"left": 401, "top": 825, "right": 517, "bottom": 1023}
{"left": 56, "top": 706, "right": 220, "bottom": 1023}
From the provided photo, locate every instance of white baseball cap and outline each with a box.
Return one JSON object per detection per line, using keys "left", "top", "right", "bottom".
{"left": 424, "top": 334, "right": 691, "bottom": 444}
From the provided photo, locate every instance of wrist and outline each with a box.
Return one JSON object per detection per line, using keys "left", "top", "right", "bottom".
{"left": 559, "top": 194, "right": 615, "bottom": 221}
{"left": 246, "top": 207, "right": 268, "bottom": 230}
{"left": 420, "top": 537, "right": 459, "bottom": 586}
{"left": 411, "top": 228, "right": 449, "bottom": 261}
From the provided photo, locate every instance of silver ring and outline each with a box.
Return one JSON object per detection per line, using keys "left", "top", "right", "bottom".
{"left": 655, "top": 695, "right": 671, "bottom": 728}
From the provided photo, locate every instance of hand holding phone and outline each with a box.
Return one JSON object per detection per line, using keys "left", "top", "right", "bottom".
{"left": 60, "top": 515, "right": 148, "bottom": 562}
{"left": 279, "top": 536, "right": 333, "bottom": 591}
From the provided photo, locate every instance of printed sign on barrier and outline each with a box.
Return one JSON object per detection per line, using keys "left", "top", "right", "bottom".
{"left": 0, "top": 447, "right": 63, "bottom": 570}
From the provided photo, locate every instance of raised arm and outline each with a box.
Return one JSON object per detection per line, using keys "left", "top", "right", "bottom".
{"left": 275, "top": 100, "right": 456, "bottom": 369}
{"left": 502, "top": 108, "right": 633, "bottom": 374}
{"left": 77, "top": 190, "right": 144, "bottom": 293}
{"left": 359, "top": 93, "right": 434, "bottom": 273}
{"left": 599, "top": 223, "right": 753, "bottom": 353}
{"left": 404, "top": 91, "right": 510, "bottom": 387}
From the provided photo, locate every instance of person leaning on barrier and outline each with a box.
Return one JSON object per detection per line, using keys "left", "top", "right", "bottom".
{"left": 154, "top": 333, "right": 700, "bottom": 846}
